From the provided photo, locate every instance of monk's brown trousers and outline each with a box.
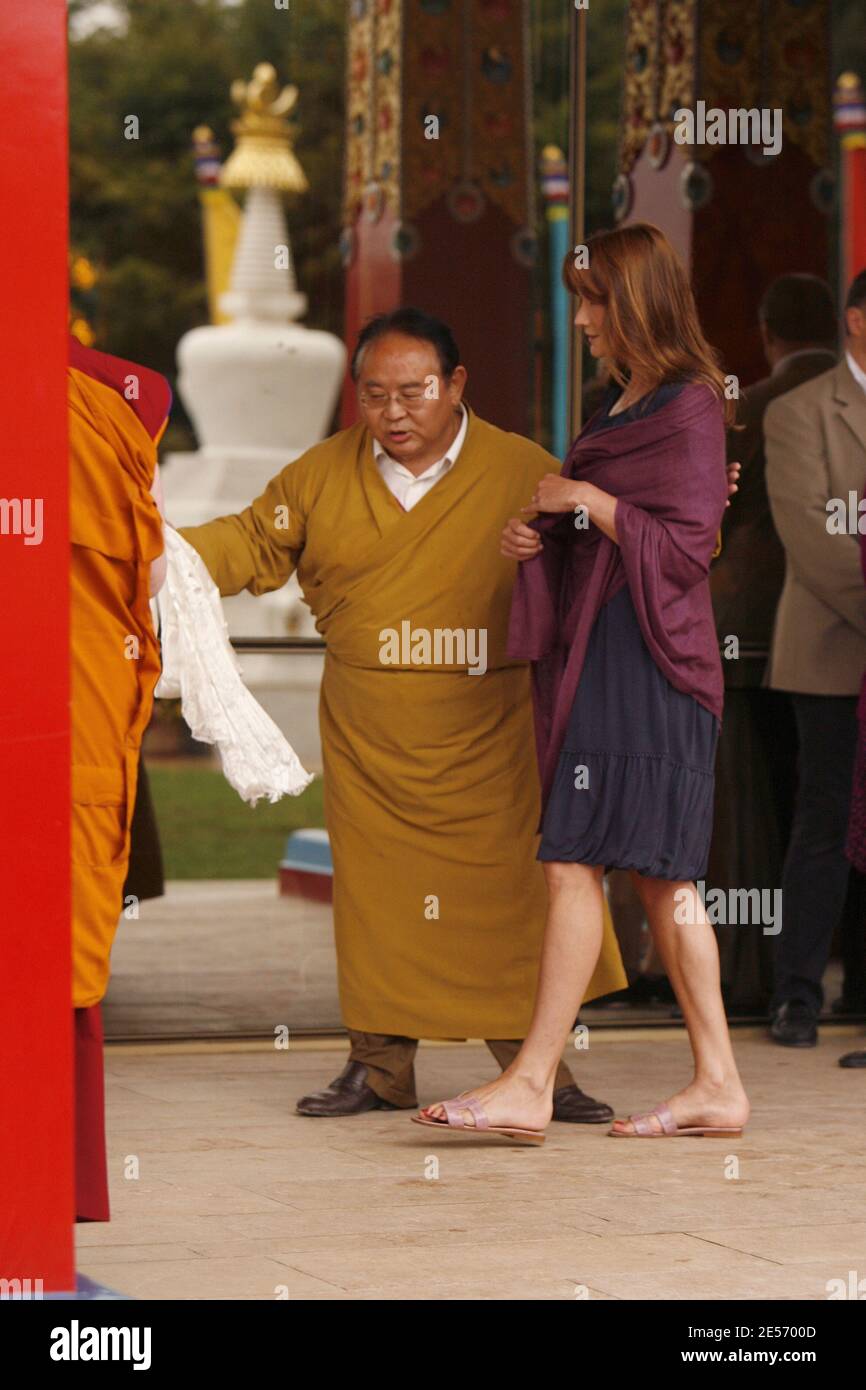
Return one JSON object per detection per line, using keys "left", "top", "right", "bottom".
{"left": 348, "top": 1031, "right": 574, "bottom": 1108}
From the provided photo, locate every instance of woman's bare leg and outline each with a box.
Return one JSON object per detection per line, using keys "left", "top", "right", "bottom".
{"left": 610, "top": 875, "right": 749, "bottom": 1134}
{"left": 422, "top": 861, "right": 605, "bottom": 1131}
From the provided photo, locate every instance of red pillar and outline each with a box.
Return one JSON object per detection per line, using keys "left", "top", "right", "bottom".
{"left": 834, "top": 73, "right": 866, "bottom": 292}
{"left": 0, "top": 3, "right": 74, "bottom": 1291}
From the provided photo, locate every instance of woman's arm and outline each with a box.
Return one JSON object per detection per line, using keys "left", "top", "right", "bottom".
{"left": 528, "top": 463, "right": 740, "bottom": 550}
{"left": 527, "top": 475, "right": 620, "bottom": 542}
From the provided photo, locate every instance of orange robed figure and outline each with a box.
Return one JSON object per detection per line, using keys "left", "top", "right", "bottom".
{"left": 68, "top": 336, "right": 168, "bottom": 1221}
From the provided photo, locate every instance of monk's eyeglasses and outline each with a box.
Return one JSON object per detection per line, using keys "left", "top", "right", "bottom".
{"left": 358, "top": 388, "right": 434, "bottom": 411}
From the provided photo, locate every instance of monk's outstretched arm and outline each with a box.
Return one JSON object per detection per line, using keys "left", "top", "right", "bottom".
{"left": 179, "top": 464, "right": 307, "bottom": 598}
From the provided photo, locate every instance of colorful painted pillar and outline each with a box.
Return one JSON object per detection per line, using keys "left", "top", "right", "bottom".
{"left": 611, "top": 0, "right": 833, "bottom": 387}
{"left": 834, "top": 72, "right": 866, "bottom": 296}
{"left": 0, "top": 0, "right": 75, "bottom": 1292}
{"left": 340, "top": 0, "right": 537, "bottom": 433}
{"left": 540, "top": 145, "right": 570, "bottom": 460}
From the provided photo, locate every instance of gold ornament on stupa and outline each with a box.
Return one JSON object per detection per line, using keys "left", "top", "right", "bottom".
{"left": 220, "top": 63, "right": 309, "bottom": 194}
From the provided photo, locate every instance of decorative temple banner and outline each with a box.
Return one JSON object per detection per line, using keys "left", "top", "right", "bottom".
{"left": 341, "top": 0, "right": 536, "bottom": 434}
{"left": 344, "top": 0, "right": 533, "bottom": 240}
{"left": 618, "top": 0, "right": 830, "bottom": 186}
{"left": 613, "top": 0, "right": 833, "bottom": 387}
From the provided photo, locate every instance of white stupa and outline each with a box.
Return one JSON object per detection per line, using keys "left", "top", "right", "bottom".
{"left": 162, "top": 65, "right": 346, "bottom": 766}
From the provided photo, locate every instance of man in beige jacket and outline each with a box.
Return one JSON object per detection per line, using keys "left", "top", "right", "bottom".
{"left": 765, "top": 269, "right": 866, "bottom": 1046}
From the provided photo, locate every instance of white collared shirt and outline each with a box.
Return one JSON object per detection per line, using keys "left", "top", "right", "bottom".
{"left": 373, "top": 406, "right": 468, "bottom": 511}
{"left": 846, "top": 350, "right": 866, "bottom": 398}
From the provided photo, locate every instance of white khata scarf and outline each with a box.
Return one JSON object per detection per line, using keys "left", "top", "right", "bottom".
{"left": 154, "top": 525, "right": 313, "bottom": 805}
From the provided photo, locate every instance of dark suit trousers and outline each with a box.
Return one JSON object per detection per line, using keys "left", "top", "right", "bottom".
{"left": 772, "top": 694, "right": 859, "bottom": 1013}
{"left": 348, "top": 1031, "right": 575, "bottom": 1108}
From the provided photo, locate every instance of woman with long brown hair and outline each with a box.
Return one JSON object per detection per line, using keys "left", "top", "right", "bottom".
{"left": 416, "top": 222, "right": 750, "bottom": 1142}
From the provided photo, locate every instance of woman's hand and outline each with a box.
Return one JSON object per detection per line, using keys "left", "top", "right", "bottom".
{"left": 506, "top": 458, "right": 740, "bottom": 557}
{"left": 527, "top": 472, "right": 586, "bottom": 514}
{"left": 501, "top": 515, "right": 543, "bottom": 561}
{"left": 522, "top": 477, "right": 619, "bottom": 543}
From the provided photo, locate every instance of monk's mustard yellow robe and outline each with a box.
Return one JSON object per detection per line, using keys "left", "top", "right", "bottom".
{"left": 181, "top": 406, "right": 625, "bottom": 1037}
{"left": 69, "top": 367, "right": 163, "bottom": 1008}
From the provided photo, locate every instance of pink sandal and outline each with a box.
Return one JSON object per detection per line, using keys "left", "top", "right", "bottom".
{"left": 412, "top": 1095, "right": 545, "bottom": 1145}
{"left": 609, "top": 1102, "right": 744, "bottom": 1138}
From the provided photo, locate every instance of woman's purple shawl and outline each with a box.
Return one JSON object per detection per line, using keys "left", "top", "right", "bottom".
{"left": 507, "top": 381, "right": 727, "bottom": 808}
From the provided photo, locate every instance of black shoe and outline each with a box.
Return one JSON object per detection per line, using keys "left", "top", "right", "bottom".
{"left": 591, "top": 975, "right": 676, "bottom": 1009}
{"left": 831, "top": 994, "right": 866, "bottom": 1016}
{"left": 770, "top": 1002, "right": 818, "bottom": 1048}
{"left": 295, "top": 1060, "right": 405, "bottom": 1116}
{"left": 632, "top": 974, "right": 677, "bottom": 1005}
{"left": 552, "top": 1084, "right": 614, "bottom": 1124}
{"left": 839, "top": 1050, "right": 866, "bottom": 1068}
{"left": 587, "top": 986, "right": 632, "bottom": 1009}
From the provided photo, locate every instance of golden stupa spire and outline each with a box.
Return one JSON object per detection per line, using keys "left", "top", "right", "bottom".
{"left": 220, "top": 63, "right": 309, "bottom": 193}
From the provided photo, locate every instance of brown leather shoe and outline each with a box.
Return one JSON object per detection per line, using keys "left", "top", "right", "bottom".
{"left": 295, "top": 1060, "right": 406, "bottom": 1116}
{"left": 552, "top": 1084, "right": 614, "bottom": 1124}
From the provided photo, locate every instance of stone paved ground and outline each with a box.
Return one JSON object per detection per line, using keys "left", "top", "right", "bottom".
{"left": 76, "top": 1029, "right": 866, "bottom": 1300}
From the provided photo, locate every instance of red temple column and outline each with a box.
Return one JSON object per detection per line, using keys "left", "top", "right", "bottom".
{"left": 340, "top": 0, "right": 537, "bottom": 433}
{"left": 0, "top": 3, "right": 75, "bottom": 1291}
{"left": 834, "top": 72, "right": 866, "bottom": 294}
{"left": 613, "top": 0, "right": 833, "bottom": 388}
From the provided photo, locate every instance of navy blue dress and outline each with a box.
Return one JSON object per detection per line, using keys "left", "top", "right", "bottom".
{"left": 537, "top": 382, "right": 720, "bottom": 881}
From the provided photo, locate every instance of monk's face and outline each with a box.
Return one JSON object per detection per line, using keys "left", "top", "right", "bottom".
{"left": 574, "top": 294, "right": 611, "bottom": 359}
{"left": 357, "top": 333, "right": 467, "bottom": 471}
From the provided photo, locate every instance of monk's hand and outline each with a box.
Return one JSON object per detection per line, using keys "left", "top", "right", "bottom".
{"left": 725, "top": 460, "right": 741, "bottom": 508}
{"left": 501, "top": 515, "right": 542, "bottom": 561}
{"left": 528, "top": 473, "right": 587, "bottom": 514}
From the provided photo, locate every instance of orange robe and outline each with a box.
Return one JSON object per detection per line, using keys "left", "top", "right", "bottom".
{"left": 69, "top": 363, "right": 164, "bottom": 1008}
{"left": 69, "top": 340, "right": 167, "bottom": 1221}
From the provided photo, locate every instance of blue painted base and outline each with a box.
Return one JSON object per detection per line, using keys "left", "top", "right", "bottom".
{"left": 43, "top": 1272, "right": 129, "bottom": 1300}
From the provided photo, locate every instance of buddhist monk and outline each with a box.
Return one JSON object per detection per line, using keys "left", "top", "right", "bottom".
{"left": 179, "top": 309, "right": 624, "bottom": 1122}
{"left": 69, "top": 336, "right": 168, "bottom": 1219}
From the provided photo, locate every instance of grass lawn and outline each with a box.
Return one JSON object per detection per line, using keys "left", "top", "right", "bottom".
{"left": 149, "top": 764, "right": 325, "bottom": 879}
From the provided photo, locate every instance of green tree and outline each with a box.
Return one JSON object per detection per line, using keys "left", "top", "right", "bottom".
{"left": 69, "top": 0, "right": 346, "bottom": 443}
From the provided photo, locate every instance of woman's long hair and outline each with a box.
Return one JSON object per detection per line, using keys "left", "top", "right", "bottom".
{"left": 563, "top": 222, "right": 736, "bottom": 425}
